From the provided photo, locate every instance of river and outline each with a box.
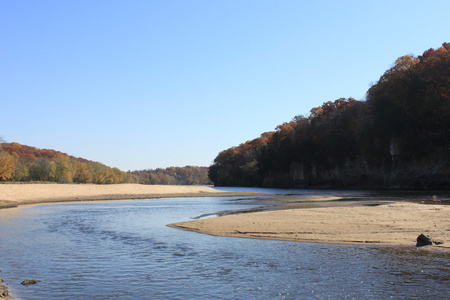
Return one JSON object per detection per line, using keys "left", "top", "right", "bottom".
{"left": 0, "top": 188, "right": 449, "bottom": 299}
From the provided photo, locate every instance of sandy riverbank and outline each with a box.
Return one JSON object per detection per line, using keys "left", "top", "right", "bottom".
{"left": 169, "top": 201, "right": 450, "bottom": 252}
{"left": 0, "top": 183, "right": 266, "bottom": 209}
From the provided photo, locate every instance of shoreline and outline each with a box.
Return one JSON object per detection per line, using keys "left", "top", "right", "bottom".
{"left": 169, "top": 201, "right": 450, "bottom": 253}
{"left": 0, "top": 285, "right": 8, "bottom": 300}
{"left": 0, "top": 183, "right": 269, "bottom": 210}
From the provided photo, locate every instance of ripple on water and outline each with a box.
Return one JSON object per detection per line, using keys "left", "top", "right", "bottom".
{"left": 0, "top": 196, "right": 449, "bottom": 299}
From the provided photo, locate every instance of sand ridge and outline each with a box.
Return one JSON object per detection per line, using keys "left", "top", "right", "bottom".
{"left": 169, "top": 201, "right": 450, "bottom": 251}
{"left": 0, "top": 183, "right": 265, "bottom": 209}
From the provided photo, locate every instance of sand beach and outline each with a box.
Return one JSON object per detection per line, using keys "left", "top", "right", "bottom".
{"left": 0, "top": 183, "right": 264, "bottom": 209}
{"left": 170, "top": 200, "right": 450, "bottom": 252}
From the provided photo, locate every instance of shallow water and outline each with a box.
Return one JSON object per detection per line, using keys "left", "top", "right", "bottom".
{"left": 0, "top": 189, "right": 449, "bottom": 299}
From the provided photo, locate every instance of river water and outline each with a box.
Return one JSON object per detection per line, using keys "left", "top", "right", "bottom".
{"left": 0, "top": 188, "right": 449, "bottom": 299}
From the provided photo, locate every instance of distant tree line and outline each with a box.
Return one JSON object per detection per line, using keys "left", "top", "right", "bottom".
{"left": 0, "top": 142, "right": 211, "bottom": 185}
{"left": 131, "top": 166, "right": 212, "bottom": 185}
{"left": 209, "top": 43, "right": 450, "bottom": 189}
{"left": 0, "top": 142, "right": 135, "bottom": 184}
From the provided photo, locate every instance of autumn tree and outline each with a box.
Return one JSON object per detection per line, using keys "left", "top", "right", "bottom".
{"left": 73, "top": 162, "right": 92, "bottom": 183}
{"left": 0, "top": 151, "right": 16, "bottom": 180}
{"left": 367, "top": 43, "right": 450, "bottom": 163}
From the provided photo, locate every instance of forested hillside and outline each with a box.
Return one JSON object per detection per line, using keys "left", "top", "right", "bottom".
{"left": 209, "top": 43, "right": 450, "bottom": 189}
{"left": 0, "top": 142, "right": 211, "bottom": 185}
{"left": 131, "top": 166, "right": 212, "bottom": 185}
{"left": 0, "top": 142, "right": 136, "bottom": 183}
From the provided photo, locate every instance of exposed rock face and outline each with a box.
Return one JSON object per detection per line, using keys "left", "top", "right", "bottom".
{"left": 258, "top": 154, "right": 450, "bottom": 189}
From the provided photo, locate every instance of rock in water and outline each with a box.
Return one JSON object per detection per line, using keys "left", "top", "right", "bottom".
{"left": 21, "top": 279, "right": 41, "bottom": 285}
{"left": 416, "top": 233, "right": 432, "bottom": 247}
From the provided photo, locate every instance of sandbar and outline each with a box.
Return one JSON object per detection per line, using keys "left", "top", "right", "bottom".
{"left": 0, "top": 183, "right": 266, "bottom": 209}
{"left": 169, "top": 201, "right": 450, "bottom": 252}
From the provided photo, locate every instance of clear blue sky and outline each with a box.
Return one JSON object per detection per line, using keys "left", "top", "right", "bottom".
{"left": 1, "top": 1, "right": 449, "bottom": 171}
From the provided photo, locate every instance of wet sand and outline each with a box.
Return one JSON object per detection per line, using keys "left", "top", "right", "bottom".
{"left": 169, "top": 200, "right": 450, "bottom": 252}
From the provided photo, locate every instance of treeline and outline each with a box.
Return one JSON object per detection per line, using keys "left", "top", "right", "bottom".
{"left": 0, "top": 142, "right": 135, "bottom": 183}
{"left": 0, "top": 142, "right": 211, "bottom": 185}
{"left": 209, "top": 43, "right": 450, "bottom": 189}
{"left": 131, "top": 166, "right": 212, "bottom": 185}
